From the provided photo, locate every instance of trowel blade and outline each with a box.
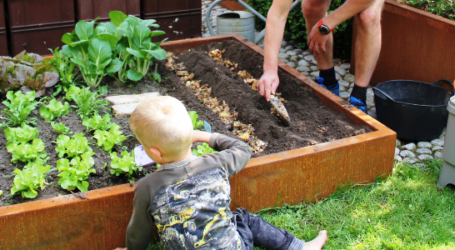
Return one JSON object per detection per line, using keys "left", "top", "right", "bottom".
{"left": 134, "top": 145, "right": 155, "bottom": 167}
{"left": 270, "top": 96, "right": 291, "bottom": 126}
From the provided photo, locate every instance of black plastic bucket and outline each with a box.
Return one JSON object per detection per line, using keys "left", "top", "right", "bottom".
{"left": 373, "top": 79, "right": 454, "bottom": 141}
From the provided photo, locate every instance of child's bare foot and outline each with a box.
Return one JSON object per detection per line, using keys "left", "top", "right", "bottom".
{"left": 302, "top": 230, "right": 328, "bottom": 250}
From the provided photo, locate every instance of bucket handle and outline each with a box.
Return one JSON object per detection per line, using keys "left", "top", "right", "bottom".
{"left": 373, "top": 87, "right": 396, "bottom": 102}
{"left": 431, "top": 79, "right": 454, "bottom": 96}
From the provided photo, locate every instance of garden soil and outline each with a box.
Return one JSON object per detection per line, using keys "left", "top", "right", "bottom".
{"left": 0, "top": 40, "right": 371, "bottom": 206}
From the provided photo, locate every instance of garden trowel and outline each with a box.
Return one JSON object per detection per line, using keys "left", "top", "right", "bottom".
{"left": 270, "top": 95, "right": 291, "bottom": 126}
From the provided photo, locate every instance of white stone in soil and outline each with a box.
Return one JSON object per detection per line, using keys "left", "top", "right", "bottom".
{"left": 310, "top": 65, "right": 319, "bottom": 71}
{"left": 310, "top": 59, "right": 318, "bottom": 65}
{"left": 279, "top": 53, "right": 288, "bottom": 59}
{"left": 280, "top": 48, "right": 287, "bottom": 53}
{"left": 293, "top": 49, "right": 303, "bottom": 54}
{"left": 394, "top": 155, "right": 403, "bottom": 162}
{"left": 301, "top": 72, "right": 310, "bottom": 76}
{"left": 417, "top": 142, "right": 432, "bottom": 148}
{"left": 298, "top": 54, "right": 304, "bottom": 59}
{"left": 106, "top": 92, "right": 160, "bottom": 105}
{"left": 334, "top": 66, "right": 346, "bottom": 76}
{"left": 418, "top": 154, "right": 434, "bottom": 161}
{"left": 298, "top": 60, "right": 309, "bottom": 66}
{"left": 416, "top": 148, "right": 432, "bottom": 155}
{"left": 339, "top": 85, "right": 346, "bottom": 92}
{"left": 302, "top": 50, "right": 311, "bottom": 56}
{"left": 367, "top": 99, "right": 375, "bottom": 108}
{"left": 344, "top": 73, "right": 355, "bottom": 83}
{"left": 432, "top": 146, "right": 444, "bottom": 152}
{"left": 340, "top": 63, "right": 351, "bottom": 70}
{"left": 395, "top": 147, "right": 400, "bottom": 155}
{"left": 403, "top": 157, "right": 418, "bottom": 164}
{"left": 112, "top": 103, "right": 140, "bottom": 117}
{"left": 281, "top": 41, "right": 288, "bottom": 47}
{"left": 369, "top": 112, "right": 377, "bottom": 119}
{"left": 281, "top": 59, "right": 289, "bottom": 63}
{"left": 284, "top": 45, "right": 294, "bottom": 51}
{"left": 402, "top": 143, "right": 416, "bottom": 151}
{"left": 340, "top": 92, "right": 350, "bottom": 99}
{"left": 290, "top": 55, "right": 299, "bottom": 62}
{"left": 296, "top": 66, "right": 310, "bottom": 72}
{"left": 369, "top": 107, "right": 376, "bottom": 114}
{"left": 202, "top": 33, "right": 211, "bottom": 37}
{"left": 339, "top": 80, "right": 350, "bottom": 88}
{"left": 335, "top": 73, "right": 342, "bottom": 81}
{"left": 286, "top": 50, "right": 297, "bottom": 56}
{"left": 310, "top": 71, "right": 319, "bottom": 77}
{"left": 287, "top": 62, "right": 296, "bottom": 68}
{"left": 396, "top": 139, "right": 401, "bottom": 147}
{"left": 304, "top": 55, "right": 315, "bottom": 61}
{"left": 434, "top": 151, "right": 443, "bottom": 159}
{"left": 333, "top": 58, "right": 341, "bottom": 64}
{"left": 431, "top": 139, "right": 444, "bottom": 147}
{"left": 400, "top": 150, "right": 416, "bottom": 158}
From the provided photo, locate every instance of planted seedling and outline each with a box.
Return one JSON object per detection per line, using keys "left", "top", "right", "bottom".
{"left": 51, "top": 122, "right": 70, "bottom": 135}
{"left": 6, "top": 138, "right": 47, "bottom": 163}
{"left": 110, "top": 151, "right": 142, "bottom": 182}
{"left": 57, "top": 151, "right": 96, "bottom": 192}
{"left": 189, "top": 111, "right": 204, "bottom": 130}
{"left": 192, "top": 143, "right": 218, "bottom": 157}
{"left": 55, "top": 133, "right": 93, "bottom": 158}
{"left": 39, "top": 99, "right": 70, "bottom": 121}
{"left": 93, "top": 123, "right": 127, "bottom": 152}
{"left": 10, "top": 159, "right": 52, "bottom": 198}
{"left": 82, "top": 113, "right": 112, "bottom": 132}
{"left": 49, "top": 47, "right": 77, "bottom": 95}
{"left": 65, "top": 85, "right": 109, "bottom": 118}
{"left": 1, "top": 90, "right": 39, "bottom": 126}
{"left": 4, "top": 123, "right": 39, "bottom": 143}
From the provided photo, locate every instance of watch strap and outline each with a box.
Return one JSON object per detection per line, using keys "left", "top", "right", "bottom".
{"left": 318, "top": 20, "right": 334, "bottom": 33}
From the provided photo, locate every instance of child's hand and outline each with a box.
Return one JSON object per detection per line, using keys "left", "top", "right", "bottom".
{"left": 193, "top": 130, "right": 211, "bottom": 144}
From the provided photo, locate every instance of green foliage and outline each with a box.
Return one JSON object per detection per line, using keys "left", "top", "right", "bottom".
{"left": 192, "top": 142, "right": 218, "bottom": 157}
{"left": 403, "top": 0, "right": 454, "bottom": 20}
{"left": 55, "top": 133, "right": 93, "bottom": 158}
{"left": 93, "top": 123, "right": 127, "bottom": 152}
{"left": 39, "top": 99, "right": 70, "bottom": 121}
{"left": 0, "top": 51, "right": 59, "bottom": 97}
{"left": 57, "top": 151, "right": 96, "bottom": 192}
{"left": 49, "top": 47, "right": 77, "bottom": 95}
{"left": 109, "top": 11, "right": 167, "bottom": 83}
{"left": 189, "top": 111, "right": 204, "bottom": 130}
{"left": 51, "top": 122, "right": 70, "bottom": 135}
{"left": 82, "top": 113, "right": 112, "bottom": 132}
{"left": 4, "top": 123, "right": 39, "bottom": 143}
{"left": 247, "top": 0, "right": 353, "bottom": 59}
{"left": 6, "top": 138, "right": 47, "bottom": 163}
{"left": 2, "top": 90, "right": 39, "bottom": 126}
{"left": 65, "top": 85, "right": 109, "bottom": 118}
{"left": 10, "top": 159, "right": 51, "bottom": 198}
{"left": 110, "top": 151, "right": 142, "bottom": 182}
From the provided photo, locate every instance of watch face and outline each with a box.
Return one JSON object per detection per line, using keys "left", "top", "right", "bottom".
{"left": 319, "top": 25, "right": 330, "bottom": 35}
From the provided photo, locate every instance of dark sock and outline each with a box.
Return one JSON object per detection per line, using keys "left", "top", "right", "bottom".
{"left": 350, "top": 84, "right": 367, "bottom": 104}
{"left": 319, "top": 67, "right": 338, "bottom": 89}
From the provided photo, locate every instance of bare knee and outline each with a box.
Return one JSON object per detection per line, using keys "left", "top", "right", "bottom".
{"left": 301, "top": 0, "right": 327, "bottom": 20}
{"left": 356, "top": 6, "right": 382, "bottom": 30}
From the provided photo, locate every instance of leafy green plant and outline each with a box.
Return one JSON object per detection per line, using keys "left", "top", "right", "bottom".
{"left": 4, "top": 123, "right": 39, "bottom": 143}
{"left": 93, "top": 123, "right": 127, "bottom": 152}
{"left": 39, "top": 99, "right": 70, "bottom": 121}
{"left": 51, "top": 122, "right": 70, "bottom": 135}
{"left": 61, "top": 18, "right": 122, "bottom": 88}
{"left": 57, "top": 151, "right": 96, "bottom": 192}
{"left": 109, "top": 11, "right": 167, "bottom": 82}
{"left": 65, "top": 85, "right": 109, "bottom": 118}
{"left": 55, "top": 133, "right": 93, "bottom": 158}
{"left": 82, "top": 113, "right": 112, "bottom": 132}
{"left": 192, "top": 143, "right": 218, "bottom": 157}
{"left": 6, "top": 138, "right": 47, "bottom": 163}
{"left": 2, "top": 90, "right": 39, "bottom": 126}
{"left": 49, "top": 47, "right": 77, "bottom": 95}
{"left": 110, "top": 151, "right": 142, "bottom": 182}
{"left": 10, "top": 159, "right": 51, "bottom": 198}
{"left": 189, "top": 111, "right": 204, "bottom": 130}
{"left": 402, "top": 0, "right": 455, "bottom": 20}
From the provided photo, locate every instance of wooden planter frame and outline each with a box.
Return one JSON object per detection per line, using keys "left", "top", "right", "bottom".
{"left": 0, "top": 35, "right": 396, "bottom": 249}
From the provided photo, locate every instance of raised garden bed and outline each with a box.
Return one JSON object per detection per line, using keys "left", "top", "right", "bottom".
{"left": 0, "top": 35, "right": 396, "bottom": 249}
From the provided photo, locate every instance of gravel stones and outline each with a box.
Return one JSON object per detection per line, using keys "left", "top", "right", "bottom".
{"left": 340, "top": 92, "right": 350, "bottom": 99}
{"left": 402, "top": 143, "right": 416, "bottom": 151}
{"left": 434, "top": 152, "right": 443, "bottom": 159}
{"left": 296, "top": 66, "right": 310, "bottom": 72}
{"left": 310, "top": 71, "right": 319, "bottom": 77}
{"left": 304, "top": 55, "right": 315, "bottom": 61}
{"left": 432, "top": 146, "right": 443, "bottom": 152}
{"left": 394, "top": 155, "right": 403, "bottom": 161}
{"left": 287, "top": 62, "right": 296, "bottom": 68}
{"left": 340, "top": 63, "right": 350, "bottom": 70}
{"left": 310, "top": 65, "right": 319, "bottom": 71}
{"left": 334, "top": 66, "right": 346, "bottom": 76}
{"left": 403, "top": 157, "right": 418, "bottom": 164}
{"left": 396, "top": 139, "right": 401, "bottom": 147}
{"left": 416, "top": 148, "right": 432, "bottom": 155}
{"left": 431, "top": 139, "right": 444, "bottom": 147}
{"left": 298, "top": 60, "right": 309, "bottom": 66}
{"left": 400, "top": 150, "right": 416, "bottom": 158}
{"left": 339, "top": 80, "right": 350, "bottom": 88}
{"left": 417, "top": 142, "right": 432, "bottom": 148}
{"left": 286, "top": 50, "right": 297, "bottom": 56}
{"left": 279, "top": 53, "right": 288, "bottom": 60}
{"left": 344, "top": 73, "right": 355, "bottom": 83}
{"left": 418, "top": 154, "right": 434, "bottom": 161}
{"left": 395, "top": 148, "right": 400, "bottom": 155}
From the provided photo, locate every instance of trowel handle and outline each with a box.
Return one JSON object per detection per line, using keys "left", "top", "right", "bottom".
{"left": 431, "top": 79, "right": 454, "bottom": 96}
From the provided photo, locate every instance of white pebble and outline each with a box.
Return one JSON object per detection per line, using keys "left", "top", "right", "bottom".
{"left": 403, "top": 157, "right": 418, "bottom": 164}
{"left": 370, "top": 107, "right": 376, "bottom": 114}
{"left": 302, "top": 50, "right": 311, "bottom": 56}
{"left": 310, "top": 65, "right": 319, "bottom": 71}
{"left": 284, "top": 45, "right": 294, "bottom": 51}
{"left": 287, "top": 62, "right": 296, "bottom": 68}
{"left": 394, "top": 155, "right": 403, "bottom": 162}
{"left": 434, "top": 152, "right": 443, "bottom": 159}
{"left": 400, "top": 150, "right": 416, "bottom": 158}
{"left": 416, "top": 148, "right": 432, "bottom": 155}
{"left": 296, "top": 66, "right": 310, "bottom": 72}
{"left": 290, "top": 55, "right": 299, "bottom": 62}
{"left": 298, "top": 60, "right": 309, "bottom": 66}
{"left": 418, "top": 154, "right": 434, "bottom": 161}
{"left": 395, "top": 148, "right": 400, "bottom": 155}
{"left": 339, "top": 80, "right": 350, "bottom": 88}
{"left": 286, "top": 51, "right": 297, "bottom": 56}
{"left": 432, "top": 146, "right": 443, "bottom": 152}
{"left": 344, "top": 73, "right": 355, "bottom": 83}
{"left": 336, "top": 73, "right": 342, "bottom": 81}
{"left": 369, "top": 112, "right": 377, "bottom": 119}
{"left": 340, "top": 92, "right": 350, "bottom": 99}
{"left": 278, "top": 53, "right": 288, "bottom": 59}
{"left": 304, "top": 55, "right": 315, "bottom": 61}
{"left": 334, "top": 66, "right": 346, "bottom": 76}
{"left": 340, "top": 63, "right": 351, "bottom": 70}
{"left": 293, "top": 49, "right": 303, "bottom": 54}
{"left": 281, "top": 41, "right": 288, "bottom": 47}
{"left": 431, "top": 139, "right": 444, "bottom": 147}
{"left": 396, "top": 139, "right": 401, "bottom": 147}
{"left": 310, "top": 71, "right": 319, "bottom": 77}
{"left": 402, "top": 143, "right": 416, "bottom": 151}
{"left": 417, "top": 142, "right": 432, "bottom": 148}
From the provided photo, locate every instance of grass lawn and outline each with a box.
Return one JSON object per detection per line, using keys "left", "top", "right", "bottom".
{"left": 149, "top": 159, "right": 455, "bottom": 249}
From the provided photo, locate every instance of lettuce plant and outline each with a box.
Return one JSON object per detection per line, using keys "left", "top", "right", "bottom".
{"left": 6, "top": 138, "right": 47, "bottom": 163}
{"left": 110, "top": 151, "right": 142, "bottom": 182}
{"left": 55, "top": 133, "right": 92, "bottom": 158}
{"left": 4, "top": 123, "right": 39, "bottom": 143}
{"left": 189, "top": 111, "right": 204, "bottom": 130}
{"left": 39, "top": 99, "right": 70, "bottom": 121}
{"left": 65, "top": 85, "right": 109, "bottom": 118}
{"left": 10, "top": 159, "right": 51, "bottom": 198}
{"left": 61, "top": 19, "right": 122, "bottom": 88}
{"left": 49, "top": 47, "right": 77, "bottom": 95}
{"left": 192, "top": 143, "right": 218, "bottom": 157}
{"left": 51, "top": 122, "right": 70, "bottom": 135}
{"left": 82, "top": 113, "right": 112, "bottom": 132}
{"left": 109, "top": 11, "right": 167, "bottom": 82}
{"left": 93, "top": 123, "right": 127, "bottom": 152}
{"left": 2, "top": 90, "right": 39, "bottom": 126}
{"left": 57, "top": 151, "right": 95, "bottom": 192}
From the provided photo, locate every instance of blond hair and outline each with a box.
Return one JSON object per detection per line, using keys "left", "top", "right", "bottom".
{"left": 130, "top": 96, "right": 193, "bottom": 157}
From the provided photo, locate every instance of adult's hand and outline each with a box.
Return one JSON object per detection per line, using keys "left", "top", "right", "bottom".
{"left": 307, "top": 23, "right": 330, "bottom": 55}
{"left": 258, "top": 71, "right": 280, "bottom": 102}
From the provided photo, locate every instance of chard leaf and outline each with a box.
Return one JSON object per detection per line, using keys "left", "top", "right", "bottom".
{"left": 106, "top": 58, "right": 122, "bottom": 73}
{"left": 61, "top": 33, "right": 75, "bottom": 45}
{"left": 126, "top": 48, "right": 145, "bottom": 59}
{"left": 132, "top": 25, "right": 152, "bottom": 50}
{"left": 144, "top": 48, "right": 167, "bottom": 60}
{"left": 62, "top": 45, "right": 84, "bottom": 61}
{"left": 96, "top": 33, "right": 119, "bottom": 49}
{"left": 75, "top": 20, "right": 94, "bottom": 41}
{"left": 109, "top": 11, "right": 128, "bottom": 27}
{"left": 151, "top": 30, "right": 166, "bottom": 38}
{"left": 127, "top": 68, "right": 143, "bottom": 81}
{"left": 88, "top": 38, "right": 112, "bottom": 72}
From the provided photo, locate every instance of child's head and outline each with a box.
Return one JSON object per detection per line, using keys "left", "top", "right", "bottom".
{"left": 130, "top": 96, "right": 193, "bottom": 163}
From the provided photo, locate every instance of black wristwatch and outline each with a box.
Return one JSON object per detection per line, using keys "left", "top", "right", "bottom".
{"left": 318, "top": 20, "right": 334, "bottom": 35}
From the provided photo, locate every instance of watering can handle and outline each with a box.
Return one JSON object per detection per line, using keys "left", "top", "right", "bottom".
{"left": 373, "top": 87, "right": 395, "bottom": 102}
{"left": 431, "top": 79, "right": 454, "bottom": 96}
